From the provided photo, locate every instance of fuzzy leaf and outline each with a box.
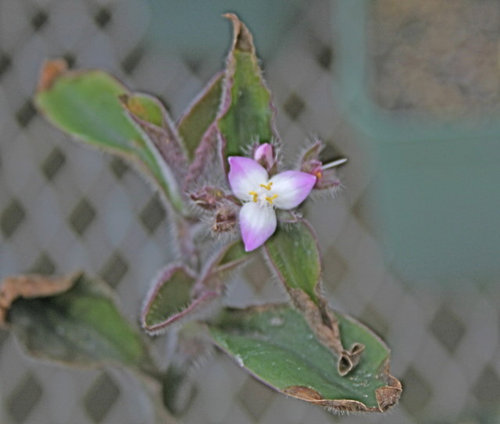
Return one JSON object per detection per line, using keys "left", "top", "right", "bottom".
{"left": 4, "top": 273, "right": 156, "bottom": 376}
{"left": 218, "top": 14, "right": 276, "bottom": 157}
{"left": 264, "top": 219, "right": 321, "bottom": 304}
{"left": 178, "top": 73, "right": 224, "bottom": 159}
{"left": 215, "top": 240, "right": 247, "bottom": 272}
{"left": 34, "top": 60, "right": 185, "bottom": 213}
{"left": 184, "top": 124, "right": 225, "bottom": 191}
{"left": 209, "top": 304, "right": 401, "bottom": 413}
{"left": 141, "top": 265, "right": 218, "bottom": 334}
{"left": 120, "top": 92, "right": 188, "bottom": 212}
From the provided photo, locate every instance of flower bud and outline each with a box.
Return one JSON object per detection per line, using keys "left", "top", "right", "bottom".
{"left": 253, "top": 143, "right": 276, "bottom": 173}
{"left": 190, "top": 186, "right": 226, "bottom": 210}
{"left": 212, "top": 203, "right": 238, "bottom": 233}
{"left": 299, "top": 140, "right": 344, "bottom": 191}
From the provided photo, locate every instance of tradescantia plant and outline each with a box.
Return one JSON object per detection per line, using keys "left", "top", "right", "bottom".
{"left": 1, "top": 14, "right": 401, "bottom": 420}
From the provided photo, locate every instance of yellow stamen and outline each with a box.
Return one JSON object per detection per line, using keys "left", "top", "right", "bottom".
{"left": 265, "top": 194, "right": 278, "bottom": 204}
{"left": 260, "top": 182, "right": 273, "bottom": 191}
{"left": 248, "top": 191, "right": 258, "bottom": 202}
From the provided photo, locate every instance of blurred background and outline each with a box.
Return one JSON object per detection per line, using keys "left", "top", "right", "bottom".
{"left": 1, "top": 0, "right": 499, "bottom": 423}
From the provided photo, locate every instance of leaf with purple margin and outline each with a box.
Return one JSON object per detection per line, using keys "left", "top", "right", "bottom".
{"left": 184, "top": 124, "right": 225, "bottom": 191}
{"left": 35, "top": 60, "right": 186, "bottom": 214}
{"left": 214, "top": 240, "right": 247, "bottom": 273}
{"left": 141, "top": 265, "right": 218, "bottom": 335}
{"left": 120, "top": 92, "right": 188, "bottom": 213}
{"left": 178, "top": 72, "right": 224, "bottom": 160}
{"left": 218, "top": 14, "right": 277, "bottom": 158}
{"left": 141, "top": 241, "right": 250, "bottom": 334}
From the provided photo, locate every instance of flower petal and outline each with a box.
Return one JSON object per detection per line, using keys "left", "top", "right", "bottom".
{"left": 270, "top": 171, "right": 316, "bottom": 209}
{"left": 239, "top": 202, "right": 277, "bottom": 252}
{"left": 228, "top": 157, "right": 268, "bottom": 201}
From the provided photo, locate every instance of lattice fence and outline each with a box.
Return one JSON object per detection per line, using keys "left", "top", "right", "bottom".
{"left": 1, "top": 1, "right": 499, "bottom": 423}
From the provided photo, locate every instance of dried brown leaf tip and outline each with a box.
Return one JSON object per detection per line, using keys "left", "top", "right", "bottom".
{"left": 284, "top": 372, "right": 402, "bottom": 413}
{"left": 119, "top": 94, "right": 144, "bottom": 119}
{"left": 37, "top": 59, "right": 68, "bottom": 92}
{"left": 223, "top": 13, "right": 255, "bottom": 53}
{"left": 375, "top": 368, "right": 403, "bottom": 412}
{"left": 0, "top": 273, "right": 79, "bottom": 326}
{"left": 290, "top": 289, "right": 364, "bottom": 376}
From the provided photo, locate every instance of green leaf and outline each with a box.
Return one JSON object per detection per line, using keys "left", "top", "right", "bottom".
{"left": 218, "top": 14, "right": 276, "bottom": 157}
{"left": 5, "top": 273, "right": 156, "bottom": 376}
{"left": 264, "top": 219, "right": 321, "bottom": 304}
{"left": 120, "top": 92, "right": 165, "bottom": 127}
{"left": 141, "top": 265, "right": 218, "bottom": 334}
{"left": 120, "top": 92, "right": 188, "bottom": 213}
{"left": 34, "top": 60, "right": 185, "bottom": 214}
{"left": 209, "top": 304, "right": 402, "bottom": 413}
{"left": 178, "top": 73, "right": 223, "bottom": 159}
{"left": 213, "top": 240, "right": 247, "bottom": 273}
{"left": 141, "top": 241, "right": 250, "bottom": 335}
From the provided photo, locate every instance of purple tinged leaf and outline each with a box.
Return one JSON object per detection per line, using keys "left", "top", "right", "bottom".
{"left": 218, "top": 14, "right": 279, "bottom": 158}
{"left": 212, "top": 240, "right": 248, "bottom": 274}
{"left": 120, "top": 93, "right": 188, "bottom": 183}
{"left": 141, "top": 243, "right": 248, "bottom": 335}
{"left": 177, "top": 72, "right": 224, "bottom": 160}
{"left": 184, "top": 124, "right": 225, "bottom": 192}
{"left": 120, "top": 93, "right": 189, "bottom": 214}
{"left": 141, "top": 264, "right": 218, "bottom": 335}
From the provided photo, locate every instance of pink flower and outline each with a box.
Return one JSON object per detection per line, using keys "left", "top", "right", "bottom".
{"left": 228, "top": 156, "right": 316, "bottom": 251}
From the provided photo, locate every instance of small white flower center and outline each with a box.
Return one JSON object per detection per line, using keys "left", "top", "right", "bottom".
{"left": 248, "top": 181, "right": 278, "bottom": 207}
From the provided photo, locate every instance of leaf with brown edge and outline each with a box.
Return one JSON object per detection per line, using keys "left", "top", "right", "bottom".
{"left": 208, "top": 304, "right": 402, "bottom": 413}
{"left": 178, "top": 72, "right": 224, "bottom": 160}
{"left": 4, "top": 273, "right": 157, "bottom": 377}
{"left": 141, "top": 264, "right": 219, "bottom": 335}
{"left": 264, "top": 220, "right": 364, "bottom": 376}
{"left": 36, "top": 58, "right": 68, "bottom": 92}
{"left": 218, "top": 14, "right": 278, "bottom": 158}
{"left": 0, "top": 273, "right": 78, "bottom": 326}
{"left": 35, "top": 60, "right": 187, "bottom": 214}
